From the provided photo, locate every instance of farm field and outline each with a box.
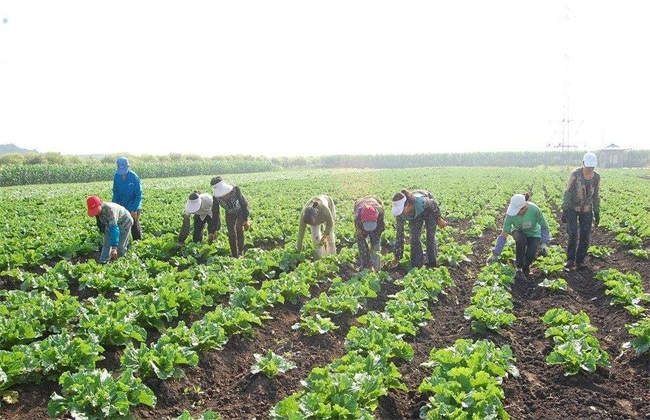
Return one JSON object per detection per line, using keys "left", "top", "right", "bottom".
{"left": 1, "top": 166, "right": 649, "bottom": 419}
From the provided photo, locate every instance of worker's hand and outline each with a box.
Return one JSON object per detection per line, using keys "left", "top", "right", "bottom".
{"left": 243, "top": 220, "right": 251, "bottom": 231}
{"left": 593, "top": 212, "right": 600, "bottom": 227}
{"left": 208, "top": 232, "right": 218, "bottom": 244}
{"left": 319, "top": 234, "right": 328, "bottom": 245}
{"left": 109, "top": 247, "right": 118, "bottom": 261}
{"left": 130, "top": 211, "right": 139, "bottom": 222}
{"left": 539, "top": 243, "right": 549, "bottom": 257}
{"left": 390, "top": 258, "right": 400, "bottom": 268}
{"left": 486, "top": 254, "right": 499, "bottom": 265}
{"left": 561, "top": 210, "right": 568, "bottom": 224}
{"left": 437, "top": 218, "right": 448, "bottom": 228}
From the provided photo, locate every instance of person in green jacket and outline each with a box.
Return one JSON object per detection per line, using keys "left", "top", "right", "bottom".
{"left": 297, "top": 195, "right": 336, "bottom": 259}
{"left": 561, "top": 152, "right": 601, "bottom": 270}
{"left": 86, "top": 195, "right": 133, "bottom": 264}
{"left": 487, "top": 193, "right": 551, "bottom": 281}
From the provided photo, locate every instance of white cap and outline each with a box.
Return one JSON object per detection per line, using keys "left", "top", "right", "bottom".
{"left": 185, "top": 196, "right": 202, "bottom": 214}
{"left": 583, "top": 152, "right": 598, "bottom": 168}
{"left": 391, "top": 196, "right": 407, "bottom": 216}
{"left": 506, "top": 194, "right": 527, "bottom": 216}
{"left": 212, "top": 181, "right": 234, "bottom": 198}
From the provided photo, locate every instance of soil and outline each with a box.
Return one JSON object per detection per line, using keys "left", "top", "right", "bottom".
{"left": 2, "top": 224, "right": 649, "bottom": 420}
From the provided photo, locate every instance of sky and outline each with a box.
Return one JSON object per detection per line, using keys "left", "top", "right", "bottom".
{"left": 0, "top": 1, "right": 648, "bottom": 157}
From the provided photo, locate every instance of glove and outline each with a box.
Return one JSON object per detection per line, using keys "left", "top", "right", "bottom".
{"left": 539, "top": 243, "right": 549, "bottom": 257}
{"left": 594, "top": 212, "right": 600, "bottom": 227}
{"left": 486, "top": 255, "right": 499, "bottom": 265}
{"left": 561, "top": 210, "right": 567, "bottom": 224}
{"left": 320, "top": 234, "right": 329, "bottom": 245}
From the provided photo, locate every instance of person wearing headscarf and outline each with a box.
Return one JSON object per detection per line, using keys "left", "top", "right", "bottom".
{"left": 391, "top": 189, "right": 447, "bottom": 269}
{"left": 561, "top": 152, "right": 601, "bottom": 270}
{"left": 210, "top": 176, "right": 250, "bottom": 257}
{"left": 487, "top": 193, "right": 551, "bottom": 281}
{"left": 86, "top": 195, "right": 133, "bottom": 263}
{"left": 297, "top": 195, "right": 336, "bottom": 259}
{"left": 112, "top": 157, "right": 143, "bottom": 240}
{"left": 353, "top": 196, "right": 385, "bottom": 271}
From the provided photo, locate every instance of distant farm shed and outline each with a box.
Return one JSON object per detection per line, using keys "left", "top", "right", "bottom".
{"left": 599, "top": 143, "right": 630, "bottom": 168}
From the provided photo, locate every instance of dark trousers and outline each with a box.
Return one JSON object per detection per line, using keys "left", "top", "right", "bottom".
{"left": 131, "top": 210, "right": 142, "bottom": 240}
{"left": 357, "top": 230, "right": 381, "bottom": 270}
{"left": 410, "top": 212, "right": 437, "bottom": 268}
{"left": 566, "top": 209, "right": 592, "bottom": 265}
{"left": 192, "top": 215, "right": 212, "bottom": 242}
{"left": 512, "top": 230, "right": 540, "bottom": 270}
{"left": 225, "top": 212, "right": 245, "bottom": 257}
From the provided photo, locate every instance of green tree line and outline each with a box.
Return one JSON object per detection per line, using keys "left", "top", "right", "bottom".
{"left": 1, "top": 150, "right": 648, "bottom": 187}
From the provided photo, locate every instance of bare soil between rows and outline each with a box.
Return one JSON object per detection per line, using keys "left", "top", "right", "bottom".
{"left": 2, "top": 224, "right": 649, "bottom": 420}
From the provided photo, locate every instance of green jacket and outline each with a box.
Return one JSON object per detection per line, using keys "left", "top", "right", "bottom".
{"left": 503, "top": 202, "right": 548, "bottom": 238}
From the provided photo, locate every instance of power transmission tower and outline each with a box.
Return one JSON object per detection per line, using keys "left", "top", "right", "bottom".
{"left": 552, "top": 3, "right": 579, "bottom": 152}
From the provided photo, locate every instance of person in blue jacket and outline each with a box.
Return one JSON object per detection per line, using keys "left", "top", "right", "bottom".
{"left": 112, "top": 157, "right": 143, "bottom": 240}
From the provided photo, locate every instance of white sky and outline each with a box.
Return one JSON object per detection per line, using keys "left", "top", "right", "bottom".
{"left": 0, "top": 1, "right": 648, "bottom": 157}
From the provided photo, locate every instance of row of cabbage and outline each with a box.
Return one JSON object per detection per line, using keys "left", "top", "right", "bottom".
{"left": 1, "top": 245, "right": 341, "bottom": 416}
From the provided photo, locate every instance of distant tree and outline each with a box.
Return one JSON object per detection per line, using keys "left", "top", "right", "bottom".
{"left": 43, "top": 152, "right": 66, "bottom": 165}
{"left": 0, "top": 153, "right": 26, "bottom": 166}
{"left": 100, "top": 155, "right": 116, "bottom": 164}
{"left": 24, "top": 153, "right": 47, "bottom": 165}
{"left": 185, "top": 154, "right": 204, "bottom": 161}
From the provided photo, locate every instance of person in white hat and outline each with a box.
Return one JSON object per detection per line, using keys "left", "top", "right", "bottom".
{"left": 390, "top": 189, "right": 447, "bottom": 269}
{"left": 297, "top": 195, "right": 336, "bottom": 259}
{"left": 486, "top": 193, "right": 551, "bottom": 281}
{"left": 561, "top": 152, "right": 601, "bottom": 270}
{"left": 178, "top": 191, "right": 218, "bottom": 244}
{"left": 353, "top": 196, "right": 385, "bottom": 271}
{"left": 209, "top": 176, "right": 250, "bottom": 257}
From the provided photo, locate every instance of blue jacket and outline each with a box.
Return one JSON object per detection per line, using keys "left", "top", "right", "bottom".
{"left": 112, "top": 170, "right": 142, "bottom": 212}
